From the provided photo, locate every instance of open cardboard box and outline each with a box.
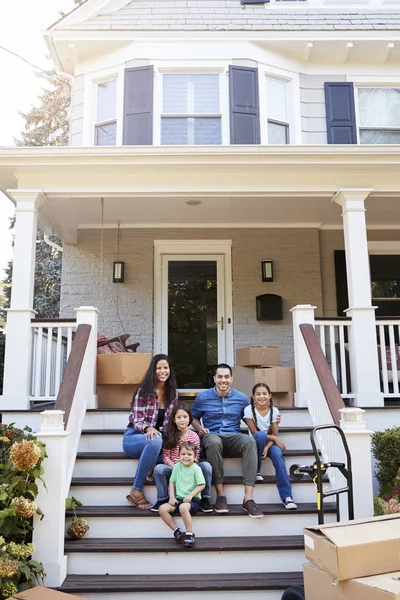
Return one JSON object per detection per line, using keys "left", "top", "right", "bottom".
{"left": 304, "top": 562, "right": 400, "bottom": 600}
{"left": 96, "top": 353, "right": 151, "bottom": 385}
{"left": 6, "top": 587, "right": 86, "bottom": 599}
{"left": 304, "top": 514, "right": 400, "bottom": 581}
{"left": 235, "top": 346, "right": 279, "bottom": 367}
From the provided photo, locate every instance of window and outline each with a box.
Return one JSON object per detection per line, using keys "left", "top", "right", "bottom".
{"left": 95, "top": 79, "right": 117, "bottom": 146}
{"left": 161, "top": 74, "right": 221, "bottom": 145}
{"left": 266, "top": 78, "right": 289, "bottom": 144}
{"left": 358, "top": 88, "right": 400, "bottom": 144}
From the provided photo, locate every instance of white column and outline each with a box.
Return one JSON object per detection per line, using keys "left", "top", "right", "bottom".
{"left": 1, "top": 190, "right": 45, "bottom": 410}
{"left": 74, "top": 306, "right": 99, "bottom": 409}
{"left": 33, "top": 410, "right": 69, "bottom": 587}
{"left": 339, "top": 407, "right": 374, "bottom": 519}
{"left": 333, "top": 189, "right": 383, "bottom": 407}
{"left": 290, "top": 305, "right": 316, "bottom": 407}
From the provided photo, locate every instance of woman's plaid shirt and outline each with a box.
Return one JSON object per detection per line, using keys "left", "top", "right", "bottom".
{"left": 128, "top": 387, "right": 178, "bottom": 432}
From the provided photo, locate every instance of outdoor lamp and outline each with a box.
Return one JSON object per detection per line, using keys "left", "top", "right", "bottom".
{"left": 261, "top": 260, "right": 274, "bottom": 282}
{"left": 113, "top": 261, "right": 125, "bottom": 283}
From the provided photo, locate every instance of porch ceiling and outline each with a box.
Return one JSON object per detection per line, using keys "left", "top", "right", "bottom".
{"left": 1, "top": 145, "right": 400, "bottom": 242}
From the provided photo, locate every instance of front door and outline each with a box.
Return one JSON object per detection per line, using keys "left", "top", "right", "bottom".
{"left": 158, "top": 252, "right": 232, "bottom": 390}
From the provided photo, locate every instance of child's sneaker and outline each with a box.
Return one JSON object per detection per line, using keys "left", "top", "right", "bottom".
{"left": 150, "top": 500, "right": 166, "bottom": 512}
{"left": 256, "top": 473, "right": 264, "bottom": 481}
{"left": 283, "top": 497, "right": 297, "bottom": 510}
{"left": 184, "top": 532, "right": 195, "bottom": 548}
{"left": 173, "top": 527, "right": 185, "bottom": 544}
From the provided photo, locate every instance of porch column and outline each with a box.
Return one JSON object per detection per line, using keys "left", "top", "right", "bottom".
{"left": 333, "top": 189, "right": 383, "bottom": 407}
{"left": 290, "top": 304, "right": 316, "bottom": 407}
{"left": 1, "top": 190, "right": 45, "bottom": 410}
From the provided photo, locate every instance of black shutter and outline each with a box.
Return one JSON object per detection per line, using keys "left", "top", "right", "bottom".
{"left": 123, "top": 66, "right": 153, "bottom": 145}
{"left": 229, "top": 66, "right": 260, "bottom": 145}
{"left": 324, "top": 82, "right": 357, "bottom": 144}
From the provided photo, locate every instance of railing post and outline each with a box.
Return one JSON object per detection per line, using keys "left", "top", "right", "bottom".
{"left": 33, "top": 410, "right": 69, "bottom": 587}
{"left": 74, "top": 306, "right": 99, "bottom": 409}
{"left": 339, "top": 407, "right": 374, "bottom": 519}
{"left": 290, "top": 305, "right": 316, "bottom": 407}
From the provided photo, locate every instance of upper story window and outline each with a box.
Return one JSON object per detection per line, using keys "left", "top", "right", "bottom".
{"left": 95, "top": 79, "right": 117, "bottom": 146}
{"left": 266, "top": 77, "right": 289, "bottom": 144}
{"left": 161, "top": 74, "right": 222, "bottom": 145}
{"left": 358, "top": 88, "right": 400, "bottom": 144}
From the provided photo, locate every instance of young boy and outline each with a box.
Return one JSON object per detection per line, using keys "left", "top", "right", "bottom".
{"left": 159, "top": 441, "right": 205, "bottom": 548}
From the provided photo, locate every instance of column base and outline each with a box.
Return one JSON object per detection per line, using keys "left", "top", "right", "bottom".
{"left": 294, "top": 391, "right": 309, "bottom": 408}
{"left": 351, "top": 391, "right": 384, "bottom": 408}
{"left": 41, "top": 555, "right": 68, "bottom": 587}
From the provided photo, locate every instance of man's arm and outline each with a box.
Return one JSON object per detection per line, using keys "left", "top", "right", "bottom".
{"left": 192, "top": 417, "right": 209, "bottom": 438}
{"left": 191, "top": 394, "right": 209, "bottom": 438}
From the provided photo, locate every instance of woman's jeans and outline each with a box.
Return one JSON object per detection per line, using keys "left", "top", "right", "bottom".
{"left": 253, "top": 431, "right": 292, "bottom": 501}
{"left": 153, "top": 461, "right": 212, "bottom": 501}
{"left": 123, "top": 428, "right": 163, "bottom": 491}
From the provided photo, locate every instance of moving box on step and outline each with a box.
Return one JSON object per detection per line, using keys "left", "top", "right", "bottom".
{"left": 96, "top": 353, "right": 151, "bottom": 385}
{"left": 6, "top": 587, "right": 86, "bottom": 599}
{"left": 97, "top": 384, "right": 138, "bottom": 409}
{"left": 304, "top": 562, "right": 400, "bottom": 600}
{"left": 235, "top": 346, "right": 279, "bottom": 367}
{"left": 232, "top": 365, "right": 295, "bottom": 396}
{"left": 304, "top": 514, "right": 400, "bottom": 581}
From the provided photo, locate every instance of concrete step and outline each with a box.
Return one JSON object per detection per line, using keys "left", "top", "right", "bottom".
{"left": 72, "top": 450, "right": 316, "bottom": 478}
{"left": 66, "top": 503, "right": 336, "bottom": 538}
{"left": 70, "top": 475, "right": 324, "bottom": 506}
{"left": 65, "top": 535, "right": 305, "bottom": 575}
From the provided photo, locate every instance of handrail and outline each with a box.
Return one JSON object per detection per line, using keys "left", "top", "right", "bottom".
{"left": 300, "top": 323, "right": 345, "bottom": 425}
{"left": 54, "top": 324, "right": 91, "bottom": 426}
{"left": 31, "top": 318, "right": 77, "bottom": 323}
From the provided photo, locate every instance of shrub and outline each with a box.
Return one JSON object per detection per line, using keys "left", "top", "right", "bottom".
{"left": 371, "top": 427, "right": 400, "bottom": 491}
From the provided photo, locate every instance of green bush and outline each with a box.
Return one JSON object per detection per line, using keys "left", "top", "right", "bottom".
{"left": 372, "top": 427, "right": 400, "bottom": 491}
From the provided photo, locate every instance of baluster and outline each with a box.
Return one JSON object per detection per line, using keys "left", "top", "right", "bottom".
{"left": 319, "top": 326, "right": 326, "bottom": 356}
{"left": 338, "top": 326, "right": 347, "bottom": 396}
{"left": 329, "top": 325, "right": 338, "bottom": 384}
{"left": 55, "top": 328, "right": 63, "bottom": 396}
{"left": 45, "top": 328, "right": 53, "bottom": 398}
{"left": 67, "top": 327, "right": 73, "bottom": 359}
{"left": 378, "top": 325, "right": 388, "bottom": 394}
{"left": 389, "top": 325, "right": 399, "bottom": 395}
{"left": 34, "top": 327, "right": 43, "bottom": 398}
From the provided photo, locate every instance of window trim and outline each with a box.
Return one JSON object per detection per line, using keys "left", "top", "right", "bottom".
{"left": 260, "top": 71, "right": 299, "bottom": 144}
{"left": 352, "top": 81, "right": 400, "bottom": 144}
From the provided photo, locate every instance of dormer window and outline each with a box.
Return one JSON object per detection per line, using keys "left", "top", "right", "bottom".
{"left": 266, "top": 77, "right": 289, "bottom": 144}
{"left": 95, "top": 79, "right": 117, "bottom": 146}
{"left": 161, "top": 74, "right": 222, "bottom": 145}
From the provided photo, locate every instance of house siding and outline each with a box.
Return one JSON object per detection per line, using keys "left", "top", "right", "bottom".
{"left": 69, "top": 75, "right": 85, "bottom": 146}
{"left": 300, "top": 74, "right": 345, "bottom": 145}
{"left": 60, "top": 228, "right": 323, "bottom": 364}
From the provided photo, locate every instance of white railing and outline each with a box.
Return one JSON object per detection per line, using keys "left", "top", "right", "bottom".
{"left": 376, "top": 318, "right": 400, "bottom": 398}
{"left": 315, "top": 317, "right": 353, "bottom": 400}
{"left": 30, "top": 320, "right": 77, "bottom": 401}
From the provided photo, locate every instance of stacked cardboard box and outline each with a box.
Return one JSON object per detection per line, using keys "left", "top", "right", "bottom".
{"left": 303, "top": 514, "right": 400, "bottom": 600}
{"left": 96, "top": 353, "right": 151, "bottom": 409}
{"left": 232, "top": 346, "right": 295, "bottom": 407}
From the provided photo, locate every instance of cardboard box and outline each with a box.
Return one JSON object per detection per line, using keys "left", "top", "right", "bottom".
{"left": 272, "top": 391, "right": 295, "bottom": 408}
{"left": 304, "top": 514, "right": 400, "bottom": 581}
{"left": 304, "top": 562, "right": 400, "bottom": 600}
{"left": 7, "top": 586, "right": 86, "bottom": 599}
{"left": 235, "top": 346, "right": 279, "bottom": 367}
{"left": 96, "top": 353, "right": 151, "bottom": 385}
{"left": 97, "top": 384, "right": 138, "bottom": 409}
{"left": 233, "top": 366, "right": 296, "bottom": 396}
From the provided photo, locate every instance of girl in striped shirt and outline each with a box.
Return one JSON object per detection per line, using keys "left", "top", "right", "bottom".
{"left": 152, "top": 403, "right": 213, "bottom": 513}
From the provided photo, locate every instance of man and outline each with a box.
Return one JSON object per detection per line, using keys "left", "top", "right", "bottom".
{"left": 192, "top": 363, "right": 263, "bottom": 519}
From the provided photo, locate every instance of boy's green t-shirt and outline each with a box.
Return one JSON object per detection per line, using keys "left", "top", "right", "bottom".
{"left": 170, "top": 462, "right": 205, "bottom": 499}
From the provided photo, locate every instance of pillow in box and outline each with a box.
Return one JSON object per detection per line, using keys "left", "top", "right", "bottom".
{"left": 97, "top": 333, "right": 125, "bottom": 354}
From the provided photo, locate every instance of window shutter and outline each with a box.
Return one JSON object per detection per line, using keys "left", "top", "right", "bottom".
{"left": 324, "top": 82, "right": 357, "bottom": 144}
{"left": 229, "top": 66, "right": 260, "bottom": 144}
{"left": 123, "top": 66, "right": 153, "bottom": 145}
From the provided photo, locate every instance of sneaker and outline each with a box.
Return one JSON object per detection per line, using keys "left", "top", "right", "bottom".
{"left": 151, "top": 500, "right": 166, "bottom": 513}
{"left": 256, "top": 473, "right": 264, "bottom": 482}
{"left": 283, "top": 497, "right": 298, "bottom": 510}
{"left": 199, "top": 497, "right": 213, "bottom": 513}
{"left": 242, "top": 499, "right": 264, "bottom": 519}
{"left": 214, "top": 496, "right": 229, "bottom": 513}
{"left": 173, "top": 527, "right": 185, "bottom": 544}
{"left": 184, "top": 532, "right": 195, "bottom": 548}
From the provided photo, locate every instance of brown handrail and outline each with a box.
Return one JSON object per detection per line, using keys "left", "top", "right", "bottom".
{"left": 55, "top": 324, "right": 91, "bottom": 426}
{"left": 31, "top": 318, "right": 77, "bottom": 323}
{"left": 300, "top": 323, "right": 345, "bottom": 425}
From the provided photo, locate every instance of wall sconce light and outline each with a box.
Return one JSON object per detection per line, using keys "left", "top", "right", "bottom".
{"left": 113, "top": 261, "right": 125, "bottom": 283}
{"left": 261, "top": 260, "right": 274, "bottom": 282}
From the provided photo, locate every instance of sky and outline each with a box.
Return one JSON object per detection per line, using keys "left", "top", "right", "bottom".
{"left": 0, "top": 0, "right": 77, "bottom": 278}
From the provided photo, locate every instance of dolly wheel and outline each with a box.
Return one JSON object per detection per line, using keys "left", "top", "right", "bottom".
{"left": 281, "top": 585, "right": 305, "bottom": 600}
{"left": 289, "top": 464, "right": 304, "bottom": 481}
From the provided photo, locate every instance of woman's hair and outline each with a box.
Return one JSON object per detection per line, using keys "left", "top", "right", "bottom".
{"left": 250, "top": 383, "right": 273, "bottom": 431}
{"left": 132, "top": 354, "right": 177, "bottom": 408}
{"left": 180, "top": 440, "right": 197, "bottom": 455}
{"left": 163, "top": 403, "right": 193, "bottom": 449}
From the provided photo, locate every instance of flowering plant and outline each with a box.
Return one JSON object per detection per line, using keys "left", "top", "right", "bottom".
{"left": 0, "top": 424, "right": 46, "bottom": 598}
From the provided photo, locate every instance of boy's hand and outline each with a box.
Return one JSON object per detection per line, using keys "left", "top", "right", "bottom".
{"left": 168, "top": 497, "right": 177, "bottom": 507}
{"left": 183, "top": 495, "right": 193, "bottom": 503}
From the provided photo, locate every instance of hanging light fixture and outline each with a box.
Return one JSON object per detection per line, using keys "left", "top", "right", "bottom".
{"left": 113, "top": 222, "right": 125, "bottom": 283}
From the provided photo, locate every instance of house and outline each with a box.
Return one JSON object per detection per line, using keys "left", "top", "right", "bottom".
{"left": 0, "top": 0, "right": 400, "bottom": 597}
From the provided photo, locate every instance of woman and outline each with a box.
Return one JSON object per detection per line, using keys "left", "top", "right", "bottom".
{"left": 123, "top": 354, "right": 178, "bottom": 509}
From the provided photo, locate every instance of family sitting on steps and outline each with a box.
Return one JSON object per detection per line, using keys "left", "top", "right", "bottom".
{"left": 122, "top": 354, "right": 297, "bottom": 548}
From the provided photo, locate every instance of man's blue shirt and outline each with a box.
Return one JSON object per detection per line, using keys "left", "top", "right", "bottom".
{"left": 192, "top": 386, "right": 249, "bottom": 434}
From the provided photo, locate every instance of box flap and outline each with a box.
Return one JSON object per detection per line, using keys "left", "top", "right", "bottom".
{"left": 306, "top": 514, "right": 400, "bottom": 546}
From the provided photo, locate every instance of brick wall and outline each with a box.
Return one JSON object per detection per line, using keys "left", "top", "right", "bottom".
{"left": 60, "top": 228, "right": 323, "bottom": 364}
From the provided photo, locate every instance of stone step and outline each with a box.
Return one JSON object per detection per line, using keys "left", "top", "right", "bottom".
{"left": 65, "top": 535, "right": 305, "bottom": 576}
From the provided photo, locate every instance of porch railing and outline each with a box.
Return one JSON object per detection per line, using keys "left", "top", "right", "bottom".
{"left": 315, "top": 317, "right": 353, "bottom": 400}
{"left": 376, "top": 317, "right": 400, "bottom": 398}
{"left": 30, "top": 318, "right": 77, "bottom": 401}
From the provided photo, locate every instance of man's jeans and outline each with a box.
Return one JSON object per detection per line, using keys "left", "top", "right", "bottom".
{"left": 253, "top": 431, "right": 292, "bottom": 501}
{"left": 153, "top": 461, "right": 212, "bottom": 502}
{"left": 122, "top": 428, "right": 163, "bottom": 491}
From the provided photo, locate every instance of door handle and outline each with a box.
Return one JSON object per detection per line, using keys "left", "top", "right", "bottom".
{"left": 215, "top": 317, "right": 224, "bottom": 331}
